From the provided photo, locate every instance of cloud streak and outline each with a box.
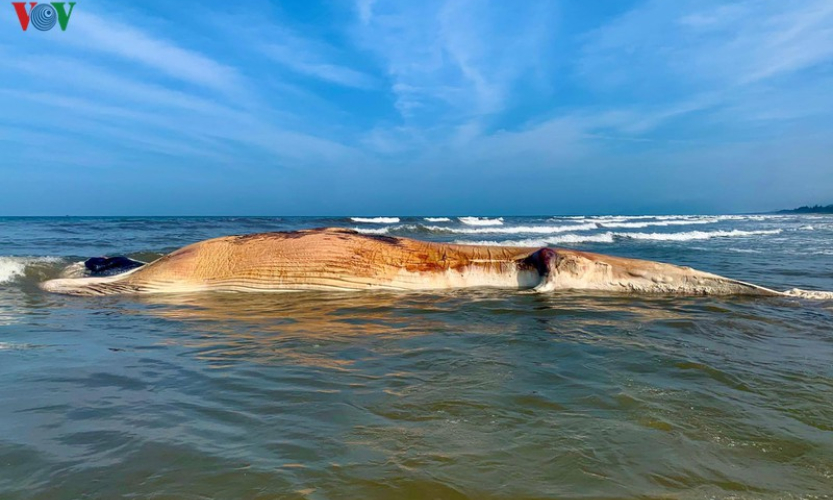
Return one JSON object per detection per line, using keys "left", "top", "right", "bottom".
{"left": 69, "top": 13, "right": 245, "bottom": 94}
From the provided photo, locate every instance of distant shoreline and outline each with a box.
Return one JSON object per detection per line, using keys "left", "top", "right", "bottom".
{"left": 774, "top": 204, "right": 833, "bottom": 214}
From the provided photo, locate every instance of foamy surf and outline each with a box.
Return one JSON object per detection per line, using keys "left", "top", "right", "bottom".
{"left": 350, "top": 217, "right": 400, "bottom": 224}
{"left": 0, "top": 342, "right": 37, "bottom": 351}
{"left": 424, "top": 217, "right": 451, "bottom": 222}
{"left": 619, "top": 229, "right": 782, "bottom": 241}
{"left": 461, "top": 229, "right": 783, "bottom": 246}
{"left": 444, "top": 223, "right": 599, "bottom": 235}
{"left": 353, "top": 223, "right": 600, "bottom": 235}
{"left": 459, "top": 217, "right": 504, "bottom": 226}
{"left": 352, "top": 225, "right": 785, "bottom": 241}
{"left": 0, "top": 257, "right": 64, "bottom": 284}
{"left": 783, "top": 289, "right": 833, "bottom": 300}
{"left": 598, "top": 219, "right": 719, "bottom": 229}
{"left": 461, "top": 233, "right": 617, "bottom": 246}
{"left": 351, "top": 226, "right": 402, "bottom": 234}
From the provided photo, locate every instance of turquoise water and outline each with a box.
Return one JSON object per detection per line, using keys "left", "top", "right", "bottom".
{"left": 1, "top": 215, "right": 832, "bottom": 499}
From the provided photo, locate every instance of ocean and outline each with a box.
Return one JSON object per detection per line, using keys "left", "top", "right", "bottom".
{"left": 1, "top": 215, "right": 832, "bottom": 499}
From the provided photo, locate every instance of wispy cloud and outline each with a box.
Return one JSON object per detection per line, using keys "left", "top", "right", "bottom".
{"left": 261, "top": 33, "right": 376, "bottom": 89}
{"left": 577, "top": 0, "right": 833, "bottom": 121}
{"left": 354, "top": 0, "right": 555, "bottom": 121}
{"left": 69, "top": 13, "right": 245, "bottom": 95}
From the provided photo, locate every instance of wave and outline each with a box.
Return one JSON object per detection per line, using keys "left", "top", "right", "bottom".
{"left": 350, "top": 217, "right": 400, "bottom": 224}
{"left": 598, "top": 219, "right": 718, "bottom": 229}
{"left": 462, "top": 233, "right": 616, "bottom": 246}
{"left": 618, "top": 229, "right": 782, "bottom": 241}
{"left": 351, "top": 226, "right": 399, "bottom": 235}
{"left": 424, "top": 217, "right": 451, "bottom": 222}
{"left": 560, "top": 215, "right": 783, "bottom": 225}
{"left": 560, "top": 216, "right": 689, "bottom": 224}
{"left": 714, "top": 215, "right": 781, "bottom": 221}
{"left": 444, "top": 223, "right": 599, "bottom": 235}
{"left": 0, "top": 342, "right": 37, "bottom": 351}
{"left": 457, "top": 229, "right": 782, "bottom": 246}
{"left": 354, "top": 223, "right": 599, "bottom": 235}
{"left": 0, "top": 256, "right": 64, "bottom": 284}
{"left": 459, "top": 217, "right": 504, "bottom": 226}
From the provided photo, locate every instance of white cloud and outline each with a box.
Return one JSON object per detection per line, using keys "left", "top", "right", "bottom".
{"left": 262, "top": 39, "right": 375, "bottom": 89}
{"left": 357, "top": 0, "right": 377, "bottom": 24}
{"left": 69, "top": 12, "right": 244, "bottom": 94}
{"left": 353, "top": 0, "right": 555, "bottom": 121}
{"left": 579, "top": 0, "right": 833, "bottom": 89}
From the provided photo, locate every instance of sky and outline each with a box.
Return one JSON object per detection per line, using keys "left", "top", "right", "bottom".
{"left": 0, "top": 0, "right": 832, "bottom": 215}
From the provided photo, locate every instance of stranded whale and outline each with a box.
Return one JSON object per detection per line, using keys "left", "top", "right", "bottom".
{"left": 40, "top": 228, "right": 833, "bottom": 298}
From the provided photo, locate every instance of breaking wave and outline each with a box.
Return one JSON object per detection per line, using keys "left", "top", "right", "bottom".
{"left": 462, "top": 233, "right": 617, "bottom": 246}
{"left": 0, "top": 256, "right": 64, "bottom": 284}
{"left": 424, "top": 217, "right": 451, "bottom": 222}
{"left": 460, "top": 229, "right": 782, "bottom": 246}
{"left": 354, "top": 223, "right": 599, "bottom": 235}
{"left": 618, "top": 229, "right": 782, "bottom": 241}
{"left": 558, "top": 215, "right": 782, "bottom": 225}
{"left": 350, "top": 217, "right": 400, "bottom": 224}
{"left": 439, "top": 223, "right": 598, "bottom": 235}
{"left": 598, "top": 219, "right": 718, "bottom": 229}
{"left": 0, "top": 342, "right": 37, "bottom": 351}
{"left": 459, "top": 217, "right": 504, "bottom": 226}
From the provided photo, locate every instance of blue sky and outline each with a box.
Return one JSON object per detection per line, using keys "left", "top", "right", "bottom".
{"left": 1, "top": 0, "right": 832, "bottom": 215}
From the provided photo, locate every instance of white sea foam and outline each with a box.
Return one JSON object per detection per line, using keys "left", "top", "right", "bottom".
{"left": 0, "top": 258, "right": 26, "bottom": 284}
{"left": 352, "top": 226, "right": 398, "bottom": 235}
{"left": 462, "top": 233, "right": 617, "bottom": 246}
{"left": 560, "top": 215, "right": 720, "bottom": 224}
{"left": 619, "top": 229, "right": 781, "bottom": 241}
{"left": 458, "top": 229, "right": 781, "bottom": 246}
{"left": 350, "top": 217, "right": 400, "bottom": 224}
{"left": 784, "top": 289, "right": 833, "bottom": 300}
{"left": 0, "top": 257, "right": 63, "bottom": 284}
{"left": 800, "top": 225, "right": 814, "bottom": 231}
{"left": 427, "top": 223, "right": 599, "bottom": 235}
{"left": 424, "top": 217, "right": 451, "bottom": 222}
{"left": 599, "top": 219, "right": 719, "bottom": 229}
{"left": 0, "top": 342, "right": 35, "bottom": 351}
{"left": 459, "top": 217, "right": 504, "bottom": 226}
{"left": 714, "top": 215, "right": 779, "bottom": 221}
{"left": 353, "top": 223, "right": 599, "bottom": 236}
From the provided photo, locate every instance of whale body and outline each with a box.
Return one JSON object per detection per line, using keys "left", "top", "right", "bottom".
{"left": 40, "top": 228, "right": 831, "bottom": 298}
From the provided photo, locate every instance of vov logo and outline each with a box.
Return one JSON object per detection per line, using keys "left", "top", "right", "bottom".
{"left": 12, "top": 2, "right": 75, "bottom": 31}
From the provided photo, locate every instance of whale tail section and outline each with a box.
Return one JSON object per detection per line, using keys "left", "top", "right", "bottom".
{"left": 530, "top": 247, "right": 791, "bottom": 297}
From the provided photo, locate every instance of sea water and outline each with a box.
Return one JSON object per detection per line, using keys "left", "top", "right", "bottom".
{"left": 1, "top": 215, "right": 832, "bottom": 499}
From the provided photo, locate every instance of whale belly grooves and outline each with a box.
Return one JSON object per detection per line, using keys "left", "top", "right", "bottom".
{"left": 41, "top": 228, "right": 543, "bottom": 295}
{"left": 39, "top": 227, "right": 826, "bottom": 298}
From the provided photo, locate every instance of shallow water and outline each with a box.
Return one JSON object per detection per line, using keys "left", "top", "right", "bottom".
{"left": 1, "top": 215, "right": 832, "bottom": 499}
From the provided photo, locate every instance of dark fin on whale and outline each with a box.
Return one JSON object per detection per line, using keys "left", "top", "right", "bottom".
{"left": 85, "top": 256, "right": 145, "bottom": 277}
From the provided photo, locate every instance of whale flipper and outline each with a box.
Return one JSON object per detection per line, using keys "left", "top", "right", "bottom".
{"left": 40, "top": 275, "right": 146, "bottom": 296}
